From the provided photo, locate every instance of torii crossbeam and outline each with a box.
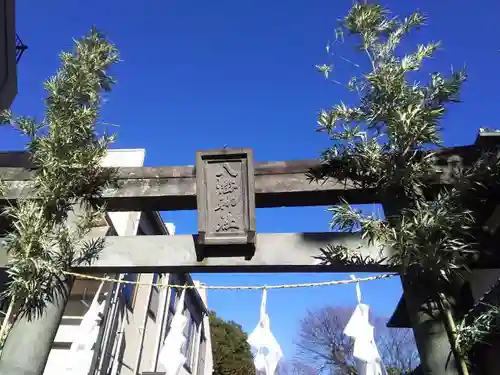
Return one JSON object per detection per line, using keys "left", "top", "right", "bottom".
{"left": 0, "top": 135, "right": 497, "bottom": 375}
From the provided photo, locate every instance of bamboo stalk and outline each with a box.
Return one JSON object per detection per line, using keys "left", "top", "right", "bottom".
{"left": 0, "top": 298, "right": 15, "bottom": 346}
{"left": 438, "top": 292, "right": 470, "bottom": 375}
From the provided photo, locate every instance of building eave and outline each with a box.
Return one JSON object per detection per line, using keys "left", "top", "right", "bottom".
{"left": 144, "top": 210, "right": 169, "bottom": 235}
{"left": 387, "top": 295, "right": 412, "bottom": 328}
{"left": 186, "top": 273, "right": 209, "bottom": 316}
{"left": 463, "top": 278, "right": 500, "bottom": 330}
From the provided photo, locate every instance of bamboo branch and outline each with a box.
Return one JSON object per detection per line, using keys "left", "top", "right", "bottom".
{"left": 0, "top": 297, "right": 15, "bottom": 346}
{"left": 438, "top": 292, "right": 470, "bottom": 375}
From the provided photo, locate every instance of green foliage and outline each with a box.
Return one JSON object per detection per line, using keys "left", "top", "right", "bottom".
{"left": 209, "top": 311, "right": 256, "bottom": 375}
{"left": 311, "top": 0, "right": 500, "bottom": 366}
{"left": 385, "top": 369, "right": 412, "bottom": 375}
{"left": 315, "top": 244, "right": 387, "bottom": 266}
{"left": 313, "top": 1, "right": 473, "bottom": 293}
{"left": 0, "top": 28, "right": 119, "bottom": 318}
{"left": 314, "top": 2, "right": 466, "bottom": 194}
{"left": 457, "top": 304, "right": 500, "bottom": 356}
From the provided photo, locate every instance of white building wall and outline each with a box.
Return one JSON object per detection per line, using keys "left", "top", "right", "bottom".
{"left": 195, "top": 281, "right": 214, "bottom": 375}
{"left": 102, "top": 149, "right": 145, "bottom": 237}
{"left": 44, "top": 149, "right": 147, "bottom": 374}
{"left": 43, "top": 149, "right": 212, "bottom": 375}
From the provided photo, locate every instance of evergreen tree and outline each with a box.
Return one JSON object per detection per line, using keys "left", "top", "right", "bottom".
{"left": 311, "top": 2, "right": 500, "bottom": 373}
{"left": 0, "top": 28, "right": 119, "bottom": 372}
{"left": 209, "top": 311, "right": 256, "bottom": 375}
{"left": 295, "top": 306, "right": 418, "bottom": 374}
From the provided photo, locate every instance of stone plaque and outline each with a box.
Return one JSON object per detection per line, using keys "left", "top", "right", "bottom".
{"left": 196, "top": 148, "right": 255, "bottom": 246}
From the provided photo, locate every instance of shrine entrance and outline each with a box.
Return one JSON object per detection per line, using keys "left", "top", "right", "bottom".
{"left": 0, "top": 142, "right": 494, "bottom": 375}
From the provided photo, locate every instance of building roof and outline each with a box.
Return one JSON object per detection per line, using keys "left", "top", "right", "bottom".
{"left": 387, "top": 295, "right": 411, "bottom": 328}
{"left": 463, "top": 277, "right": 500, "bottom": 327}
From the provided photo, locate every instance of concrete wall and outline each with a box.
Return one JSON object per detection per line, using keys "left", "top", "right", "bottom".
{"left": 44, "top": 149, "right": 146, "bottom": 374}
{"left": 154, "top": 275, "right": 211, "bottom": 375}
{"left": 102, "top": 149, "right": 145, "bottom": 238}
{"left": 119, "top": 212, "right": 165, "bottom": 375}
{"left": 116, "top": 266, "right": 213, "bottom": 375}
{"left": 195, "top": 281, "right": 214, "bottom": 375}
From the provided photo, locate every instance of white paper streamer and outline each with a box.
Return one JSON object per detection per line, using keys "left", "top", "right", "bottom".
{"left": 343, "top": 275, "right": 387, "bottom": 375}
{"left": 248, "top": 289, "right": 283, "bottom": 375}
{"left": 158, "top": 288, "right": 188, "bottom": 375}
{"left": 64, "top": 281, "right": 106, "bottom": 375}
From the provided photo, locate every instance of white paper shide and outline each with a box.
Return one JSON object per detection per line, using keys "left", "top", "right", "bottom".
{"left": 159, "top": 288, "right": 188, "bottom": 375}
{"left": 64, "top": 281, "right": 106, "bottom": 375}
{"left": 248, "top": 289, "right": 283, "bottom": 375}
{"left": 344, "top": 275, "right": 387, "bottom": 375}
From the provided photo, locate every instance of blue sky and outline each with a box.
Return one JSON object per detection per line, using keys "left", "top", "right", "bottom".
{"left": 6, "top": 0, "right": 500, "bottom": 360}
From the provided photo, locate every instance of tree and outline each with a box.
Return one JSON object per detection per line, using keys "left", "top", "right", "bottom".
{"left": 276, "top": 360, "right": 317, "bottom": 375}
{"left": 311, "top": 2, "right": 499, "bottom": 374}
{"left": 209, "top": 311, "right": 256, "bottom": 375}
{"left": 294, "top": 306, "right": 418, "bottom": 374}
{"left": 0, "top": 28, "right": 119, "bottom": 373}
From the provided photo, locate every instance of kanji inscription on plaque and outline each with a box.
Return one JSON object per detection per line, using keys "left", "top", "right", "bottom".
{"left": 196, "top": 148, "right": 256, "bottom": 246}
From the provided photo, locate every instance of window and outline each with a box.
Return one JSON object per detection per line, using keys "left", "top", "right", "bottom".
{"left": 163, "top": 288, "right": 178, "bottom": 340}
{"left": 168, "top": 288, "right": 177, "bottom": 313}
{"left": 165, "top": 286, "right": 177, "bottom": 336}
{"left": 123, "top": 227, "right": 147, "bottom": 310}
{"left": 182, "top": 308, "right": 192, "bottom": 356}
{"left": 163, "top": 275, "right": 203, "bottom": 373}
{"left": 182, "top": 307, "right": 198, "bottom": 372}
{"left": 148, "top": 274, "right": 160, "bottom": 320}
{"left": 123, "top": 273, "right": 138, "bottom": 310}
{"left": 148, "top": 287, "right": 159, "bottom": 321}
{"left": 165, "top": 274, "right": 183, "bottom": 335}
{"left": 197, "top": 328, "right": 206, "bottom": 375}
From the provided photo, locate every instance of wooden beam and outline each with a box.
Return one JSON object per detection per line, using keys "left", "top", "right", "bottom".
{"left": 0, "top": 144, "right": 483, "bottom": 211}
{"left": 0, "top": 232, "right": 396, "bottom": 273}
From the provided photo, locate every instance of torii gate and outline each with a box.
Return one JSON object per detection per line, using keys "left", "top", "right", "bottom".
{"left": 0, "top": 136, "right": 497, "bottom": 375}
